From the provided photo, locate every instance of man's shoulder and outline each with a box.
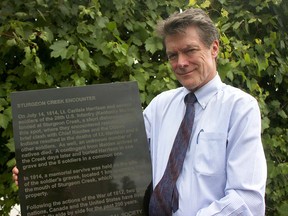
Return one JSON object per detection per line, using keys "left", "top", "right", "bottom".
{"left": 152, "top": 87, "right": 185, "bottom": 103}
{"left": 221, "top": 84, "right": 258, "bottom": 104}
{"left": 145, "top": 87, "right": 185, "bottom": 112}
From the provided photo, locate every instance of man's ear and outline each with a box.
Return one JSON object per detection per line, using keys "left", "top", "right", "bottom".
{"left": 211, "top": 40, "right": 219, "bottom": 58}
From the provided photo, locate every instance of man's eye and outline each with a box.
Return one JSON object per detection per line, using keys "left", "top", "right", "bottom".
{"left": 168, "top": 54, "right": 177, "bottom": 60}
{"left": 186, "top": 49, "right": 195, "bottom": 55}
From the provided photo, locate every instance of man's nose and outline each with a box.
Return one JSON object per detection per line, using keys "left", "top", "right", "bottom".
{"left": 177, "top": 53, "right": 189, "bottom": 68}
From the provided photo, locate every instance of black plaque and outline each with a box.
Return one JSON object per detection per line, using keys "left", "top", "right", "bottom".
{"left": 11, "top": 81, "right": 151, "bottom": 216}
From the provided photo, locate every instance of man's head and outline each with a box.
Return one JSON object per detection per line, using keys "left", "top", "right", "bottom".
{"left": 156, "top": 8, "right": 219, "bottom": 49}
{"left": 157, "top": 8, "right": 220, "bottom": 91}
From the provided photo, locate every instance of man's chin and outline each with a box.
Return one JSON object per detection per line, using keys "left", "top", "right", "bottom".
{"left": 181, "top": 82, "right": 199, "bottom": 92}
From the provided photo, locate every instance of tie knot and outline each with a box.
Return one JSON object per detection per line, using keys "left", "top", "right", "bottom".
{"left": 184, "top": 92, "right": 197, "bottom": 104}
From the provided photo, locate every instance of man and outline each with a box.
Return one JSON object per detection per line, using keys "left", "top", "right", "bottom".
{"left": 143, "top": 8, "right": 266, "bottom": 216}
{"left": 13, "top": 8, "right": 267, "bottom": 216}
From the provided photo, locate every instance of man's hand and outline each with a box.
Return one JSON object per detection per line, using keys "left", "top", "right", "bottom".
{"left": 12, "top": 166, "right": 19, "bottom": 186}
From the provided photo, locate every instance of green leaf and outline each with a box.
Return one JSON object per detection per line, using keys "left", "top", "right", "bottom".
{"left": 77, "top": 58, "right": 87, "bottom": 71}
{"left": 145, "top": 37, "right": 162, "bottom": 54}
{"left": 246, "top": 78, "right": 259, "bottom": 91}
{"left": 277, "top": 201, "right": 288, "bottom": 216}
{"left": 221, "top": 8, "right": 229, "bottom": 18}
{"left": 94, "top": 53, "right": 111, "bottom": 66}
{"left": 107, "top": 21, "right": 117, "bottom": 32}
{"left": 146, "top": 0, "right": 158, "bottom": 10}
{"left": 39, "top": 27, "right": 54, "bottom": 43}
{"left": 6, "top": 158, "right": 16, "bottom": 168}
{"left": 97, "top": 16, "right": 109, "bottom": 28}
{"left": 66, "top": 45, "right": 78, "bottom": 59}
{"left": 261, "top": 116, "right": 270, "bottom": 132}
{"left": 78, "top": 47, "right": 90, "bottom": 60}
{"left": 188, "top": 0, "right": 197, "bottom": 6}
{"left": 226, "top": 70, "right": 234, "bottom": 81}
{"left": 5, "top": 139, "right": 15, "bottom": 153}
{"left": 0, "top": 113, "right": 9, "bottom": 129}
{"left": 21, "top": 46, "right": 33, "bottom": 66}
{"left": 220, "top": 34, "right": 230, "bottom": 45}
{"left": 0, "top": 98, "right": 8, "bottom": 107}
{"left": 77, "top": 22, "right": 89, "bottom": 34}
{"left": 50, "top": 40, "right": 69, "bottom": 59}
{"left": 271, "top": 100, "right": 281, "bottom": 109}
{"left": 232, "top": 21, "right": 243, "bottom": 30}
{"left": 15, "top": 12, "right": 28, "bottom": 18}
{"left": 88, "top": 62, "right": 100, "bottom": 76}
{"left": 71, "top": 74, "right": 86, "bottom": 86}
{"left": 6, "top": 39, "right": 17, "bottom": 46}
{"left": 4, "top": 107, "right": 12, "bottom": 120}
{"left": 221, "top": 23, "right": 232, "bottom": 32}
{"left": 35, "top": 56, "right": 43, "bottom": 72}
{"left": 256, "top": 56, "right": 268, "bottom": 73}
{"left": 130, "top": 70, "right": 148, "bottom": 91}
{"left": 278, "top": 110, "right": 287, "bottom": 119}
{"left": 244, "top": 53, "right": 251, "bottom": 64}
{"left": 131, "top": 35, "right": 143, "bottom": 46}
{"left": 200, "top": 0, "right": 211, "bottom": 8}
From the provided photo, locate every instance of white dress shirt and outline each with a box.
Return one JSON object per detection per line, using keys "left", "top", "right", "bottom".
{"left": 143, "top": 74, "right": 267, "bottom": 215}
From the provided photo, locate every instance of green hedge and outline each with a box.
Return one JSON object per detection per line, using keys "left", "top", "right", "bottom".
{"left": 0, "top": 0, "right": 287, "bottom": 215}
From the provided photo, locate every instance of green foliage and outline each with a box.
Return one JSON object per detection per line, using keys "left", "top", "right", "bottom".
{"left": 0, "top": 0, "right": 287, "bottom": 215}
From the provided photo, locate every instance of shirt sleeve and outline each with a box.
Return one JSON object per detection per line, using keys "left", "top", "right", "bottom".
{"left": 143, "top": 105, "right": 152, "bottom": 141}
{"left": 196, "top": 98, "right": 267, "bottom": 216}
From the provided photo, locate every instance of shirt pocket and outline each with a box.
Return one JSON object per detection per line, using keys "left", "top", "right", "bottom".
{"left": 193, "top": 132, "right": 227, "bottom": 176}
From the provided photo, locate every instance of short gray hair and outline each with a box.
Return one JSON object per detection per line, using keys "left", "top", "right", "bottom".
{"left": 156, "top": 8, "right": 219, "bottom": 48}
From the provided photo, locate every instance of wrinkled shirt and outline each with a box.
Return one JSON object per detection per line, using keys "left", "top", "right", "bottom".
{"left": 143, "top": 74, "right": 267, "bottom": 215}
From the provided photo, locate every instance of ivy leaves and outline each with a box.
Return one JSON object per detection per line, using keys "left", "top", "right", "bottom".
{"left": 0, "top": 0, "right": 287, "bottom": 215}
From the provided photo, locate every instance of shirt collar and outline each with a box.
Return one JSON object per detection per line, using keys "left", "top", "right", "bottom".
{"left": 182, "top": 73, "right": 223, "bottom": 109}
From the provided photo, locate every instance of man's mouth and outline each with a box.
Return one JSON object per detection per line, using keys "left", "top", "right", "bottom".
{"left": 178, "top": 68, "right": 196, "bottom": 75}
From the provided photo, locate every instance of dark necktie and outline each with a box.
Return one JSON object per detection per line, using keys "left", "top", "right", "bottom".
{"left": 149, "top": 92, "right": 197, "bottom": 216}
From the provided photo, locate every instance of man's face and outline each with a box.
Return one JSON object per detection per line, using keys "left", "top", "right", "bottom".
{"left": 165, "top": 26, "right": 219, "bottom": 91}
